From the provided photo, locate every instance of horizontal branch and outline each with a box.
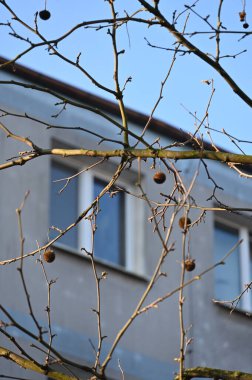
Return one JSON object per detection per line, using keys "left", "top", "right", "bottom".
{"left": 1, "top": 147, "right": 252, "bottom": 171}
{"left": 0, "top": 346, "right": 76, "bottom": 380}
{"left": 174, "top": 366, "right": 252, "bottom": 379}
{"left": 46, "top": 148, "right": 252, "bottom": 164}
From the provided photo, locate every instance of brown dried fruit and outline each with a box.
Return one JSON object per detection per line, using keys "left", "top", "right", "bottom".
{"left": 39, "top": 9, "right": 51, "bottom": 20}
{"left": 185, "top": 258, "right": 196, "bottom": 272}
{"left": 239, "top": 11, "right": 246, "bottom": 22}
{"left": 178, "top": 216, "right": 191, "bottom": 230}
{"left": 153, "top": 171, "right": 166, "bottom": 184}
{"left": 43, "top": 248, "right": 55, "bottom": 263}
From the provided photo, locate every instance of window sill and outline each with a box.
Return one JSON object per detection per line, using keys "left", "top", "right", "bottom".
{"left": 214, "top": 300, "right": 252, "bottom": 318}
{"left": 52, "top": 242, "right": 150, "bottom": 283}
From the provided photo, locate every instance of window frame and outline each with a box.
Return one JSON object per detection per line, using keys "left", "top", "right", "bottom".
{"left": 214, "top": 216, "right": 252, "bottom": 312}
{"left": 50, "top": 156, "right": 145, "bottom": 275}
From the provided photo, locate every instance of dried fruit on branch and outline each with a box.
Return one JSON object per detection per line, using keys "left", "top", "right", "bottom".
{"left": 185, "top": 258, "right": 196, "bottom": 272}
{"left": 178, "top": 216, "right": 191, "bottom": 230}
{"left": 43, "top": 248, "right": 55, "bottom": 263}
{"left": 239, "top": 11, "right": 246, "bottom": 22}
{"left": 39, "top": 9, "right": 51, "bottom": 20}
{"left": 153, "top": 171, "right": 166, "bottom": 184}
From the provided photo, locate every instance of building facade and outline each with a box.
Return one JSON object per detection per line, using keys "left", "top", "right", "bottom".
{"left": 0, "top": 59, "right": 252, "bottom": 379}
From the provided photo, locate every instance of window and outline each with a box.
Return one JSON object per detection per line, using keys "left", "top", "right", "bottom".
{"left": 94, "top": 177, "right": 125, "bottom": 266}
{"left": 50, "top": 160, "right": 143, "bottom": 273}
{"left": 214, "top": 221, "right": 252, "bottom": 312}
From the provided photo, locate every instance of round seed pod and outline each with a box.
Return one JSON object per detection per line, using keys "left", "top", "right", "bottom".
{"left": 243, "top": 22, "right": 249, "bottom": 29}
{"left": 185, "top": 258, "right": 196, "bottom": 272}
{"left": 43, "top": 248, "right": 55, "bottom": 263}
{"left": 178, "top": 216, "right": 191, "bottom": 230}
{"left": 39, "top": 9, "right": 51, "bottom": 20}
{"left": 153, "top": 171, "right": 166, "bottom": 184}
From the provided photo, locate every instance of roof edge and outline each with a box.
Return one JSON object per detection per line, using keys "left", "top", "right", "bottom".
{"left": 0, "top": 56, "right": 193, "bottom": 144}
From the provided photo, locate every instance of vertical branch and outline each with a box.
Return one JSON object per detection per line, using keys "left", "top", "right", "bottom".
{"left": 216, "top": 0, "right": 224, "bottom": 62}
{"left": 178, "top": 217, "right": 188, "bottom": 380}
{"left": 16, "top": 192, "right": 28, "bottom": 271}
{"left": 176, "top": 168, "right": 200, "bottom": 380}
{"left": 39, "top": 257, "right": 56, "bottom": 367}
{"left": 108, "top": 0, "right": 129, "bottom": 147}
{"left": 16, "top": 192, "right": 43, "bottom": 339}
{"left": 84, "top": 215, "right": 106, "bottom": 371}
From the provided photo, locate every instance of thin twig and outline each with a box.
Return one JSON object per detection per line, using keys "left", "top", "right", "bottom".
{"left": 16, "top": 192, "right": 43, "bottom": 338}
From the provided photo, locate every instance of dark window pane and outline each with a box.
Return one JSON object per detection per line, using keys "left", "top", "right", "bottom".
{"left": 94, "top": 178, "right": 125, "bottom": 265}
{"left": 214, "top": 223, "right": 240, "bottom": 301}
{"left": 50, "top": 163, "right": 78, "bottom": 248}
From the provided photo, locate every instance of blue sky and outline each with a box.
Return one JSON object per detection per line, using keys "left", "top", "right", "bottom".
{"left": 1, "top": 0, "right": 252, "bottom": 153}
